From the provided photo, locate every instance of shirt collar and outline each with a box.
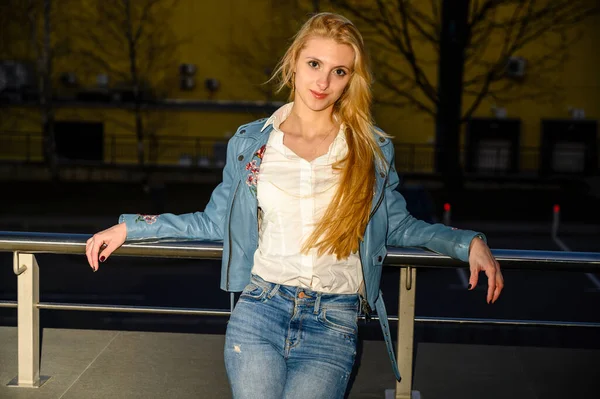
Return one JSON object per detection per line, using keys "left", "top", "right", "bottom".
{"left": 261, "top": 102, "right": 294, "bottom": 132}
{"left": 261, "top": 102, "right": 346, "bottom": 143}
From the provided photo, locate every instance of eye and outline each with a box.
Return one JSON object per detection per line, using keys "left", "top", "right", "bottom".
{"left": 334, "top": 69, "right": 347, "bottom": 77}
{"left": 308, "top": 60, "right": 319, "bottom": 68}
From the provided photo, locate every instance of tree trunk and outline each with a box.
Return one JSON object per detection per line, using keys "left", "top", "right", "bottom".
{"left": 41, "top": 0, "right": 57, "bottom": 177}
{"left": 435, "top": 0, "right": 470, "bottom": 188}
{"left": 313, "top": 0, "right": 320, "bottom": 13}
{"left": 134, "top": 101, "right": 145, "bottom": 166}
{"left": 125, "top": 0, "right": 145, "bottom": 166}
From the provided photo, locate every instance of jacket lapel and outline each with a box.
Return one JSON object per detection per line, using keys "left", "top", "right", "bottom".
{"left": 237, "top": 126, "right": 272, "bottom": 200}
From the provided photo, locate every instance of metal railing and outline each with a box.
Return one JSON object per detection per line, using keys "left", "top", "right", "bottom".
{"left": 0, "top": 131, "right": 230, "bottom": 167}
{"left": 1, "top": 130, "right": 558, "bottom": 175}
{"left": 1, "top": 231, "right": 600, "bottom": 398}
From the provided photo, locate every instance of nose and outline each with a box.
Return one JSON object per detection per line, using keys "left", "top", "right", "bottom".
{"left": 316, "top": 72, "right": 330, "bottom": 91}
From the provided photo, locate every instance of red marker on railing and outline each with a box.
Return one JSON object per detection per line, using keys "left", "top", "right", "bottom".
{"left": 552, "top": 204, "right": 561, "bottom": 238}
{"left": 443, "top": 203, "right": 451, "bottom": 225}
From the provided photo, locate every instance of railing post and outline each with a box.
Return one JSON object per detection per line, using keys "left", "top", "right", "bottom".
{"left": 395, "top": 266, "right": 420, "bottom": 399}
{"left": 7, "top": 253, "right": 50, "bottom": 388}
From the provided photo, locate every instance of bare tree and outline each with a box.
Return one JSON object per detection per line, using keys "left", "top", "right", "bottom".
{"left": 35, "top": 0, "right": 56, "bottom": 171}
{"left": 330, "top": 0, "right": 598, "bottom": 182}
{"left": 331, "top": 0, "right": 599, "bottom": 121}
{"left": 0, "top": 1, "right": 31, "bottom": 130}
{"left": 227, "top": 1, "right": 311, "bottom": 102}
{"left": 0, "top": 0, "right": 75, "bottom": 173}
{"left": 72, "top": 0, "right": 180, "bottom": 166}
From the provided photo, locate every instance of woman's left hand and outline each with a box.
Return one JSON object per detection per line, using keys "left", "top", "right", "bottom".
{"left": 468, "top": 237, "right": 504, "bottom": 304}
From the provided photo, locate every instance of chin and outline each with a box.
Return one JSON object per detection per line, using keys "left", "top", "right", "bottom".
{"left": 300, "top": 93, "right": 337, "bottom": 112}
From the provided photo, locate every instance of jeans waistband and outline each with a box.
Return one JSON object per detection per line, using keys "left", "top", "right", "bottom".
{"left": 250, "top": 274, "right": 360, "bottom": 312}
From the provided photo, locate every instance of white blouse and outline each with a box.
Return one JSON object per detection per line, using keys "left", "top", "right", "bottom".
{"left": 251, "top": 103, "right": 363, "bottom": 294}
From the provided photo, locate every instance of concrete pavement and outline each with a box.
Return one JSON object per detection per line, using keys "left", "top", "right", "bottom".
{"left": 1, "top": 327, "right": 599, "bottom": 399}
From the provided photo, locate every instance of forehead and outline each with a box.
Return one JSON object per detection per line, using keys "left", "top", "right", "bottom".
{"left": 300, "top": 36, "right": 355, "bottom": 67}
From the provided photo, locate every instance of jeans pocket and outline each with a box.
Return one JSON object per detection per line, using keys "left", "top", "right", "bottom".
{"left": 319, "top": 307, "right": 358, "bottom": 336}
{"left": 239, "top": 282, "right": 267, "bottom": 301}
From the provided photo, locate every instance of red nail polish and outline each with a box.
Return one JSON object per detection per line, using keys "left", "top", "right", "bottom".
{"left": 99, "top": 256, "right": 106, "bottom": 262}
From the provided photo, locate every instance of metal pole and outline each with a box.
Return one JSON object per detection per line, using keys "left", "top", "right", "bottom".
{"left": 111, "top": 135, "right": 116, "bottom": 165}
{"left": 551, "top": 205, "right": 600, "bottom": 290}
{"left": 7, "top": 253, "right": 50, "bottom": 388}
{"left": 395, "top": 267, "right": 420, "bottom": 399}
{"left": 26, "top": 134, "right": 31, "bottom": 162}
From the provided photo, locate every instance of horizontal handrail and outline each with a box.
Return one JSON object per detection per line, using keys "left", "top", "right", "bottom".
{"left": 1, "top": 231, "right": 599, "bottom": 272}
{"left": 2, "top": 301, "right": 599, "bottom": 329}
{"left": 0, "top": 301, "right": 17, "bottom": 308}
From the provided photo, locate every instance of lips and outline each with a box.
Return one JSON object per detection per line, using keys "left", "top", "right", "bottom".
{"left": 310, "top": 90, "right": 328, "bottom": 99}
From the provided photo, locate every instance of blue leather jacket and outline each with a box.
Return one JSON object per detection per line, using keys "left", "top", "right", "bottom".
{"left": 119, "top": 118, "right": 482, "bottom": 381}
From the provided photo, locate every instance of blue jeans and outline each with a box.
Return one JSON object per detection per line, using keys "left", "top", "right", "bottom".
{"left": 224, "top": 274, "right": 360, "bottom": 399}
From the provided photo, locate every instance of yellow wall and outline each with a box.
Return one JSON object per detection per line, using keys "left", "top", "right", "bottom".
{"left": 1, "top": 0, "right": 598, "bottom": 164}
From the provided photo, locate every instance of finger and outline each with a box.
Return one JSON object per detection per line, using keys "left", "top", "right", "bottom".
{"left": 99, "top": 241, "right": 119, "bottom": 263}
{"left": 468, "top": 267, "right": 479, "bottom": 290}
{"left": 486, "top": 266, "right": 496, "bottom": 304}
{"left": 91, "top": 239, "right": 103, "bottom": 271}
{"left": 492, "top": 266, "right": 504, "bottom": 303}
{"left": 85, "top": 241, "right": 94, "bottom": 269}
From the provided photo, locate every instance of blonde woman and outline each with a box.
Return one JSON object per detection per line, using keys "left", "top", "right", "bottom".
{"left": 86, "top": 12, "right": 503, "bottom": 399}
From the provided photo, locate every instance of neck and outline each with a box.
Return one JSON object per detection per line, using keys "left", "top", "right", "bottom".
{"left": 286, "top": 102, "right": 337, "bottom": 139}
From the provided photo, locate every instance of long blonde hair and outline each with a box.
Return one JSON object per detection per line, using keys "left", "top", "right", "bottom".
{"left": 271, "top": 12, "right": 389, "bottom": 259}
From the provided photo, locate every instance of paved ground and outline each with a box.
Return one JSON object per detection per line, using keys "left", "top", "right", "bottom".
{"left": 2, "top": 327, "right": 600, "bottom": 399}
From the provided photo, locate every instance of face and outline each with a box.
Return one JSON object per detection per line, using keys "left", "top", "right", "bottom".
{"left": 293, "top": 36, "right": 354, "bottom": 114}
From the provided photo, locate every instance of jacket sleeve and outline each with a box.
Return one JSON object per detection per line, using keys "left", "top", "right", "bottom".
{"left": 384, "top": 148, "right": 485, "bottom": 262}
{"left": 118, "top": 135, "right": 240, "bottom": 242}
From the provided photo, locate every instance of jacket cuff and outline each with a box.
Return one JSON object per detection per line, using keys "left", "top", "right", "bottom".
{"left": 118, "top": 213, "right": 157, "bottom": 241}
{"left": 456, "top": 231, "right": 487, "bottom": 262}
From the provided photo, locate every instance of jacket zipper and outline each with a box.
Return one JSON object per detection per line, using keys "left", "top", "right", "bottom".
{"left": 225, "top": 180, "right": 241, "bottom": 290}
{"left": 361, "top": 164, "right": 391, "bottom": 319}
{"left": 368, "top": 170, "right": 389, "bottom": 220}
{"left": 368, "top": 189, "right": 385, "bottom": 220}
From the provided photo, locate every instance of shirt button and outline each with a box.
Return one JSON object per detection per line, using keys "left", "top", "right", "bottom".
{"left": 238, "top": 155, "right": 244, "bottom": 161}
{"left": 298, "top": 292, "right": 306, "bottom": 299}
{"left": 379, "top": 137, "right": 385, "bottom": 143}
{"left": 239, "top": 129, "right": 246, "bottom": 134}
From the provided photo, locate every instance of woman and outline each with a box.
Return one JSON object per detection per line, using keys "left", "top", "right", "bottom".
{"left": 86, "top": 12, "right": 503, "bottom": 399}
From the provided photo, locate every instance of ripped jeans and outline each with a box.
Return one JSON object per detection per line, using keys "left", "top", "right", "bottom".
{"left": 224, "top": 274, "right": 360, "bottom": 399}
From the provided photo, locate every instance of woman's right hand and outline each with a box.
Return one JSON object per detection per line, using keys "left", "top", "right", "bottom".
{"left": 85, "top": 222, "right": 127, "bottom": 271}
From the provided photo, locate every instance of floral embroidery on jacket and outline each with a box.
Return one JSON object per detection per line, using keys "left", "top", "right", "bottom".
{"left": 245, "top": 145, "right": 266, "bottom": 196}
{"left": 135, "top": 214, "right": 159, "bottom": 224}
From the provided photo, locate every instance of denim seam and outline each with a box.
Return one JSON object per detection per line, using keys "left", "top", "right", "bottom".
{"left": 321, "top": 309, "right": 356, "bottom": 335}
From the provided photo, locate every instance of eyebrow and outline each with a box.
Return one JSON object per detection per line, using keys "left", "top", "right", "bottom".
{"left": 305, "top": 56, "right": 351, "bottom": 70}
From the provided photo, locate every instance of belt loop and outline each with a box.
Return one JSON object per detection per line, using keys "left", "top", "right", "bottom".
{"left": 313, "top": 293, "right": 321, "bottom": 314}
{"left": 267, "top": 283, "right": 280, "bottom": 299}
